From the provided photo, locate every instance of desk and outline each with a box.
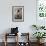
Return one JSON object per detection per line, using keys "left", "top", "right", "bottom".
{"left": 4, "top": 33, "right": 18, "bottom": 46}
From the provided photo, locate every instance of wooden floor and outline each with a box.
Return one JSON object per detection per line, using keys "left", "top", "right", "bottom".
{"left": 0, "top": 42, "right": 46, "bottom": 46}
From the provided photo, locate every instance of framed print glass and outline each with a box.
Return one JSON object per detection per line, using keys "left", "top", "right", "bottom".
{"left": 12, "top": 6, "right": 24, "bottom": 22}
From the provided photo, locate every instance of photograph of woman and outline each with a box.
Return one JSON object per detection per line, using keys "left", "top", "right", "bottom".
{"left": 12, "top": 6, "right": 24, "bottom": 22}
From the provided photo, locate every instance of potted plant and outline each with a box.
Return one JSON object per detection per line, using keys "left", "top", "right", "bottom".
{"left": 32, "top": 25, "right": 40, "bottom": 31}
{"left": 32, "top": 24, "right": 45, "bottom": 30}
{"left": 33, "top": 32, "right": 46, "bottom": 43}
{"left": 40, "top": 26, "right": 45, "bottom": 29}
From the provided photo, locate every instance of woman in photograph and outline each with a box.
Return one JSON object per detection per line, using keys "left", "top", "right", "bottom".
{"left": 15, "top": 8, "right": 22, "bottom": 19}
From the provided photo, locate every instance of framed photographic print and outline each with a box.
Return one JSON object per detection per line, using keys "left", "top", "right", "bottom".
{"left": 12, "top": 6, "right": 24, "bottom": 22}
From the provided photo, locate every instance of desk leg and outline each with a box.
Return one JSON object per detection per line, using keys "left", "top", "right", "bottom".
{"left": 4, "top": 41, "right": 7, "bottom": 46}
{"left": 16, "top": 34, "right": 18, "bottom": 46}
{"left": 4, "top": 34, "right": 7, "bottom": 46}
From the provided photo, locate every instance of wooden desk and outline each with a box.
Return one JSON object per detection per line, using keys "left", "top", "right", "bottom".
{"left": 4, "top": 33, "right": 18, "bottom": 46}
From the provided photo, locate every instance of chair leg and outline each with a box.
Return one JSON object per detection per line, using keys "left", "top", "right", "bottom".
{"left": 4, "top": 41, "right": 7, "bottom": 46}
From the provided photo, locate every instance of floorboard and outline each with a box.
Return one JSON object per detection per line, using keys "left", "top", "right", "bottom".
{"left": 0, "top": 42, "right": 46, "bottom": 46}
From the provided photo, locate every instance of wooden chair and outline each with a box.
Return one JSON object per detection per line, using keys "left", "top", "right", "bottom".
{"left": 18, "top": 33, "right": 30, "bottom": 46}
{"left": 4, "top": 33, "right": 18, "bottom": 46}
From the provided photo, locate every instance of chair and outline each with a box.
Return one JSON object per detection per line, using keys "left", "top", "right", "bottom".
{"left": 4, "top": 27, "right": 19, "bottom": 46}
{"left": 18, "top": 33, "right": 30, "bottom": 46}
{"left": 4, "top": 33, "right": 18, "bottom": 46}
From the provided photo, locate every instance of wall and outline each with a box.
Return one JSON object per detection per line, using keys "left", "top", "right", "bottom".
{"left": 0, "top": 0, "right": 36, "bottom": 42}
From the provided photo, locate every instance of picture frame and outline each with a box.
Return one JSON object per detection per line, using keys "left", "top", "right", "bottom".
{"left": 12, "top": 6, "right": 24, "bottom": 22}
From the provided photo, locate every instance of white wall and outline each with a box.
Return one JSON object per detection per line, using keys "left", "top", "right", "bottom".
{"left": 0, "top": 0, "right": 36, "bottom": 34}
{"left": 0, "top": 0, "right": 37, "bottom": 42}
